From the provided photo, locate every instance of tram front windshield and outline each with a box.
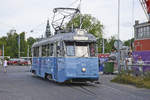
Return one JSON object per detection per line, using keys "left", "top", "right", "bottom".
{"left": 65, "top": 42, "right": 96, "bottom": 57}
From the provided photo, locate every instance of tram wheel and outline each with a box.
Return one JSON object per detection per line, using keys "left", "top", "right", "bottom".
{"left": 46, "top": 74, "right": 52, "bottom": 80}
{"left": 31, "top": 70, "right": 36, "bottom": 76}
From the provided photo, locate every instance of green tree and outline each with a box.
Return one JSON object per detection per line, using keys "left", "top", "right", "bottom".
{"left": 124, "top": 38, "right": 134, "bottom": 50}
{"left": 67, "top": 14, "right": 104, "bottom": 53}
{"left": 6, "top": 33, "right": 18, "bottom": 57}
{"left": 0, "top": 36, "right": 7, "bottom": 56}
{"left": 27, "top": 37, "right": 36, "bottom": 56}
{"left": 19, "top": 32, "right": 28, "bottom": 57}
{"left": 0, "top": 31, "right": 37, "bottom": 58}
{"left": 105, "top": 36, "right": 117, "bottom": 53}
{"left": 67, "top": 14, "right": 103, "bottom": 38}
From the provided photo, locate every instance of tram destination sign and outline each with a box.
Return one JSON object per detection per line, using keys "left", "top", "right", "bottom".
{"left": 73, "top": 36, "right": 88, "bottom": 40}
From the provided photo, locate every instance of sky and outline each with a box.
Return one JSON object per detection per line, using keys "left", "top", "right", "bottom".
{"left": 0, "top": 0, "right": 147, "bottom": 40}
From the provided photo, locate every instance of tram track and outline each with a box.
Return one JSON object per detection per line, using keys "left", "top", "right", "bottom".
{"left": 79, "top": 85, "right": 97, "bottom": 95}
{"left": 67, "top": 83, "right": 98, "bottom": 96}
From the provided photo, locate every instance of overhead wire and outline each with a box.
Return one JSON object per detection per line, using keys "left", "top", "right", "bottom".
{"left": 68, "top": 0, "right": 79, "bottom": 7}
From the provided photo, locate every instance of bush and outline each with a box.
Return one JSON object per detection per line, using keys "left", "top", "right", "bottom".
{"left": 111, "top": 72, "right": 150, "bottom": 89}
{"left": 143, "top": 81, "right": 150, "bottom": 89}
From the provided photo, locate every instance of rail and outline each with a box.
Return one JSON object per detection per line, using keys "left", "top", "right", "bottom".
{"left": 126, "top": 64, "right": 150, "bottom": 66}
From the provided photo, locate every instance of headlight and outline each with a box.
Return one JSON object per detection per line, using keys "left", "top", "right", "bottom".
{"left": 82, "top": 68, "right": 86, "bottom": 72}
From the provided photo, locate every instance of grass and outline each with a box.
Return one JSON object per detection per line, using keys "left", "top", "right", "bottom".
{"left": 111, "top": 72, "right": 150, "bottom": 89}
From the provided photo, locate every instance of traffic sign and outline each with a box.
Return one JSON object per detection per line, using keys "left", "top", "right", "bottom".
{"left": 114, "top": 40, "right": 123, "bottom": 49}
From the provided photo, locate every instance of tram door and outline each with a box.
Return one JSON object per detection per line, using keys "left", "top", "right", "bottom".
{"left": 54, "top": 43, "right": 59, "bottom": 80}
{"left": 54, "top": 42, "right": 63, "bottom": 80}
{"left": 38, "top": 46, "right": 42, "bottom": 75}
{"left": 38, "top": 58, "right": 42, "bottom": 75}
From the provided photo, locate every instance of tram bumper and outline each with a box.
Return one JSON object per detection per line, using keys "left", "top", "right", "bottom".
{"left": 66, "top": 73, "right": 99, "bottom": 82}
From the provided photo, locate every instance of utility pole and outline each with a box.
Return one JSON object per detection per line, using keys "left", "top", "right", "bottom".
{"left": 3, "top": 44, "right": 4, "bottom": 60}
{"left": 27, "top": 45, "right": 29, "bottom": 58}
{"left": 102, "top": 38, "right": 105, "bottom": 54}
{"left": 117, "top": 0, "right": 121, "bottom": 73}
{"left": 18, "top": 34, "right": 20, "bottom": 58}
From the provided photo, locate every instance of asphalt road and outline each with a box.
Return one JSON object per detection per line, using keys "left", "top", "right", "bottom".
{"left": 0, "top": 66, "right": 150, "bottom": 100}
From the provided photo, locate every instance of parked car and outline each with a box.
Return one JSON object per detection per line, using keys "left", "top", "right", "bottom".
{"left": 18, "top": 59, "right": 28, "bottom": 65}
{"left": 7, "top": 59, "right": 19, "bottom": 65}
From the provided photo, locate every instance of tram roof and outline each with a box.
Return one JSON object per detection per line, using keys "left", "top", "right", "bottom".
{"left": 32, "top": 29, "right": 97, "bottom": 47}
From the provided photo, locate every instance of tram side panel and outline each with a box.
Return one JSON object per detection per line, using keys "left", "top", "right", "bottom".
{"left": 32, "top": 58, "right": 40, "bottom": 75}
{"left": 56, "top": 57, "right": 67, "bottom": 82}
{"left": 32, "top": 57, "right": 99, "bottom": 82}
{"left": 40, "top": 57, "right": 54, "bottom": 78}
{"left": 32, "top": 57, "right": 55, "bottom": 78}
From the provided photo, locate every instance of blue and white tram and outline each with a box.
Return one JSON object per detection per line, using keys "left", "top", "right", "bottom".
{"left": 31, "top": 29, "right": 99, "bottom": 83}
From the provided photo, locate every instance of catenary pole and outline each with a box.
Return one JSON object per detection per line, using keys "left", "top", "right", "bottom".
{"left": 18, "top": 34, "right": 20, "bottom": 58}
{"left": 117, "top": 0, "right": 121, "bottom": 73}
{"left": 3, "top": 44, "right": 4, "bottom": 60}
{"left": 27, "top": 45, "right": 29, "bottom": 58}
{"left": 102, "top": 38, "right": 105, "bottom": 54}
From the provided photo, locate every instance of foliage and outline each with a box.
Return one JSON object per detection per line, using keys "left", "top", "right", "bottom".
{"left": 6, "top": 33, "right": 19, "bottom": 57}
{"left": 20, "top": 32, "right": 28, "bottom": 57}
{"left": 0, "top": 32, "right": 36, "bottom": 58}
{"left": 111, "top": 72, "right": 150, "bottom": 89}
{"left": 124, "top": 38, "right": 134, "bottom": 49}
{"left": 67, "top": 14, "right": 113, "bottom": 53}
{"left": 27, "top": 37, "right": 36, "bottom": 56}
{"left": 105, "top": 36, "right": 117, "bottom": 53}
{"left": 67, "top": 14, "right": 103, "bottom": 38}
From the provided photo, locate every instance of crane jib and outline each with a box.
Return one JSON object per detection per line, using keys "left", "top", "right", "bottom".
{"left": 139, "top": 0, "right": 150, "bottom": 20}
{"left": 145, "top": 0, "right": 150, "bottom": 14}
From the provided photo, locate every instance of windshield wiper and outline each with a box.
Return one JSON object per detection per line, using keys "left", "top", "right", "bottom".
{"left": 81, "top": 53, "right": 87, "bottom": 57}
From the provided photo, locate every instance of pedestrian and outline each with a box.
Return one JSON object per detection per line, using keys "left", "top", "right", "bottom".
{"left": 0, "top": 59, "right": 2, "bottom": 66}
{"left": 137, "top": 56, "right": 144, "bottom": 75}
{"left": 0, "top": 59, "right": 2, "bottom": 72}
{"left": 3, "top": 59, "right": 8, "bottom": 73}
{"left": 137, "top": 56, "right": 144, "bottom": 65}
{"left": 126, "top": 52, "right": 133, "bottom": 71}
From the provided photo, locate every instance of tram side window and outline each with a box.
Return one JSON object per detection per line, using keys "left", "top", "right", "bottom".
{"left": 89, "top": 43, "right": 96, "bottom": 57}
{"left": 50, "top": 44, "right": 54, "bottom": 56}
{"left": 66, "top": 42, "right": 75, "bottom": 56}
{"left": 33, "top": 47, "right": 39, "bottom": 57}
{"left": 46, "top": 44, "right": 50, "bottom": 56}
{"left": 59, "top": 42, "right": 65, "bottom": 56}
{"left": 42, "top": 45, "right": 46, "bottom": 57}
